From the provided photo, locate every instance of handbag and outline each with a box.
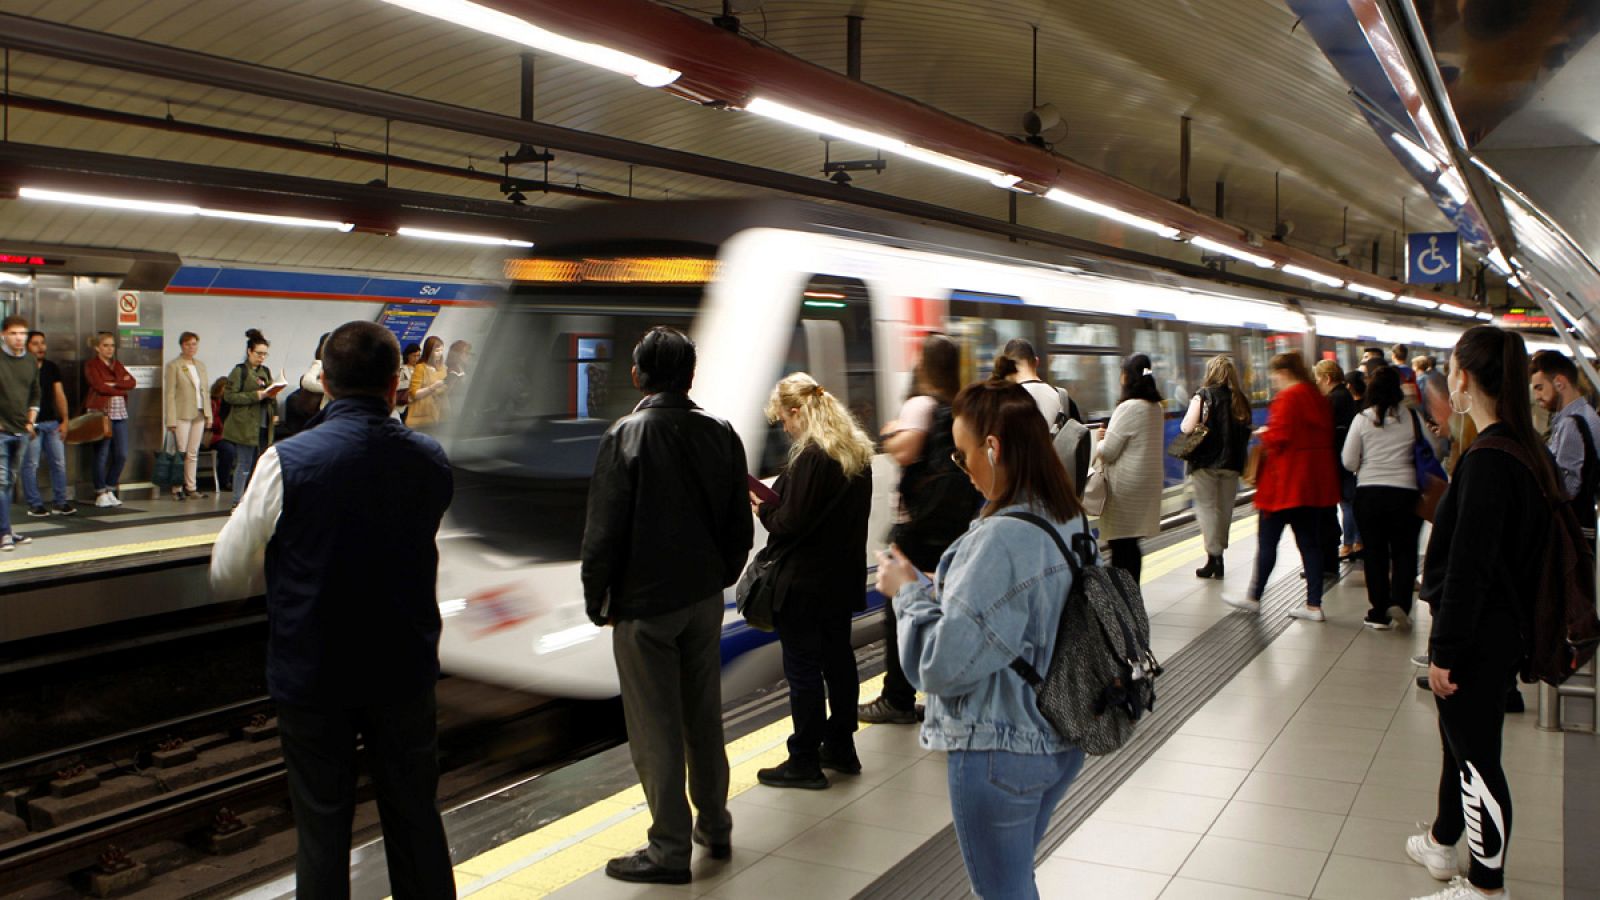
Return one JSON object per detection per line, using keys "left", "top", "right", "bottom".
{"left": 64, "top": 411, "right": 112, "bottom": 445}
{"left": 1240, "top": 444, "right": 1264, "bottom": 486}
{"left": 1410, "top": 409, "right": 1449, "bottom": 522}
{"left": 153, "top": 431, "right": 183, "bottom": 488}
{"left": 735, "top": 479, "right": 849, "bottom": 631}
{"left": 1082, "top": 465, "right": 1109, "bottom": 516}
{"left": 1167, "top": 394, "right": 1210, "bottom": 461}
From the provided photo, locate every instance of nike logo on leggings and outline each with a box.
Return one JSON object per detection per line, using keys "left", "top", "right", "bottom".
{"left": 1462, "top": 761, "right": 1506, "bottom": 871}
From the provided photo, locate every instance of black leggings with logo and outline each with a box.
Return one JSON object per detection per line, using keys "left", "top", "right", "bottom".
{"left": 1430, "top": 646, "right": 1521, "bottom": 891}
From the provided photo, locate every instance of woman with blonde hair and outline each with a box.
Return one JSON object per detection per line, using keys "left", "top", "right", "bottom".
{"left": 1180, "top": 355, "right": 1253, "bottom": 578}
{"left": 752, "top": 372, "right": 875, "bottom": 789}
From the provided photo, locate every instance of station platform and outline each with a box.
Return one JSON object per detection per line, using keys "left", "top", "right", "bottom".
{"left": 276, "top": 513, "right": 1596, "bottom": 900}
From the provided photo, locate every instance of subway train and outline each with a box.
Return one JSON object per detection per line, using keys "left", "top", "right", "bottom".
{"left": 431, "top": 200, "right": 1484, "bottom": 700}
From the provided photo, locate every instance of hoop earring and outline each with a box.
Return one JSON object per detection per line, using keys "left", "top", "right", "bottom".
{"left": 1449, "top": 390, "right": 1472, "bottom": 415}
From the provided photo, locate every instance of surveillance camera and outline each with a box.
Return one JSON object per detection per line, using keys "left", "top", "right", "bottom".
{"left": 1272, "top": 220, "right": 1295, "bottom": 241}
{"left": 1023, "top": 104, "right": 1061, "bottom": 136}
{"left": 1333, "top": 243, "right": 1352, "bottom": 261}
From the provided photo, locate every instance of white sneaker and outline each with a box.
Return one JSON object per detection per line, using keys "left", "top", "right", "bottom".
{"left": 1388, "top": 605, "right": 1413, "bottom": 628}
{"left": 108, "top": 493, "right": 123, "bottom": 507}
{"left": 1411, "top": 875, "right": 1507, "bottom": 899}
{"left": 1289, "top": 606, "right": 1326, "bottom": 622}
{"left": 1412, "top": 653, "right": 1432, "bottom": 667}
{"left": 94, "top": 492, "right": 113, "bottom": 508}
{"left": 1406, "top": 827, "right": 1460, "bottom": 880}
{"left": 1223, "top": 594, "right": 1261, "bottom": 613}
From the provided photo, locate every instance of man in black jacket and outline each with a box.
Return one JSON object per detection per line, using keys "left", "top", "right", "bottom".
{"left": 581, "top": 327, "right": 753, "bottom": 885}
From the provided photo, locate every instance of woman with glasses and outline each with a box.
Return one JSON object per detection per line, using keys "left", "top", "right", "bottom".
{"left": 222, "top": 329, "right": 284, "bottom": 507}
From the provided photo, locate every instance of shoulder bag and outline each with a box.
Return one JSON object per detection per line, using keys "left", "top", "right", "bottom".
{"left": 153, "top": 431, "right": 183, "bottom": 488}
{"left": 1410, "top": 409, "right": 1449, "bottom": 522}
{"left": 1167, "top": 393, "right": 1210, "bottom": 460}
{"left": 736, "top": 479, "right": 849, "bottom": 631}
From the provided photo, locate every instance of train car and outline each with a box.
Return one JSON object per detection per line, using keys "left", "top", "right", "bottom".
{"left": 432, "top": 200, "right": 1477, "bottom": 699}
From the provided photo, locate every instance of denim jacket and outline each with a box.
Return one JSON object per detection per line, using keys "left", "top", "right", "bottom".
{"left": 893, "top": 502, "right": 1090, "bottom": 754}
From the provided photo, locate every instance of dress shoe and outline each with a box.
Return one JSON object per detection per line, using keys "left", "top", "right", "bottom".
{"left": 757, "top": 758, "right": 829, "bottom": 790}
{"left": 604, "top": 850, "right": 690, "bottom": 884}
{"left": 692, "top": 827, "right": 732, "bottom": 860}
{"left": 819, "top": 745, "right": 863, "bottom": 775}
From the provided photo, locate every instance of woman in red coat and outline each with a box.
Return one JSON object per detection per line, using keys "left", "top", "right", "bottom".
{"left": 83, "top": 331, "right": 138, "bottom": 507}
{"left": 1226, "top": 351, "right": 1341, "bottom": 620}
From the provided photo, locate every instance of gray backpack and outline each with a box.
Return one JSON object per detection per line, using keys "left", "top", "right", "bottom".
{"left": 1002, "top": 512, "right": 1161, "bottom": 755}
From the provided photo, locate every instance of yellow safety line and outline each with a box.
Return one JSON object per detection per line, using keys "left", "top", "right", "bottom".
{"left": 435, "top": 513, "right": 1262, "bottom": 897}
{"left": 0, "top": 531, "right": 219, "bottom": 575}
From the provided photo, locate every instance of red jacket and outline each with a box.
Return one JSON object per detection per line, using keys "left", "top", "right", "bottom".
{"left": 84, "top": 356, "right": 137, "bottom": 412}
{"left": 1254, "top": 381, "right": 1340, "bottom": 512}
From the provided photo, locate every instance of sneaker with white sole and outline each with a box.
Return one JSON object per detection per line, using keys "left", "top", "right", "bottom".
{"left": 10, "top": 533, "right": 31, "bottom": 546}
{"left": 0, "top": 535, "right": 12, "bottom": 552}
{"left": 1411, "top": 875, "right": 1506, "bottom": 900}
{"left": 94, "top": 491, "right": 113, "bottom": 508}
{"left": 1365, "top": 618, "right": 1394, "bottom": 631}
{"left": 1388, "top": 605, "right": 1413, "bottom": 628}
{"left": 108, "top": 493, "right": 123, "bottom": 507}
{"left": 1406, "top": 827, "right": 1460, "bottom": 880}
{"left": 1223, "top": 594, "right": 1261, "bottom": 613}
{"left": 1412, "top": 653, "right": 1432, "bottom": 667}
{"left": 1289, "top": 606, "right": 1326, "bottom": 622}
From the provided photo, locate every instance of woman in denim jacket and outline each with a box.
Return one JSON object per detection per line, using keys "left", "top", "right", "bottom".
{"left": 878, "top": 379, "right": 1088, "bottom": 900}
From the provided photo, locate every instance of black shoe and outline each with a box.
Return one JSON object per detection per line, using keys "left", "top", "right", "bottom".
{"left": 52, "top": 502, "right": 75, "bottom": 516}
{"left": 604, "top": 850, "right": 690, "bottom": 884}
{"left": 757, "top": 758, "right": 829, "bottom": 790}
{"left": 1505, "top": 689, "right": 1525, "bottom": 713}
{"left": 1195, "top": 555, "right": 1220, "bottom": 579}
{"left": 1416, "top": 674, "right": 1431, "bottom": 690}
{"left": 26, "top": 505, "right": 47, "bottom": 517}
{"left": 819, "top": 745, "right": 863, "bottom": 775}
{"left": 692, "top": 827, "right": 732, "bottom": 860}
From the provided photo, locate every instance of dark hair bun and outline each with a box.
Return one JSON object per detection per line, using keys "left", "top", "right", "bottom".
{"left": 245, "top": 328, "right": 266, "bottom": 342}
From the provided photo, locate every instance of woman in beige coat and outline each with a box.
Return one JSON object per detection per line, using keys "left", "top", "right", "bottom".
{"left": 163, "top": 331, "right": 212, "bottom": 500}
{"left": 1093, "top": 353, "right": 1166, "bottom": 580}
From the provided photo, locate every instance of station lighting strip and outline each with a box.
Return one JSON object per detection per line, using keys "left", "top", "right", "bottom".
{"left": 397, "top": 226, "right": 533, "bottom": 247}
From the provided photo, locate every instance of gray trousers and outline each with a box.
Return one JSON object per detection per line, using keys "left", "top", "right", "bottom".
{"left": 1191, "top": 468, "right": 1241, "bottom": 557}
{"left": 613, "top": 595, "right": 732, "bottom": 869}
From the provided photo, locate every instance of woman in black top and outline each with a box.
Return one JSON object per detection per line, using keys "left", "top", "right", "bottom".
{"left": 753, "top": 372, "right": 875, "bottom": 789}
{"left": 1181, "top": 354, "right": 1252, "bottom": 578}
{"left": 1406, "top": 326, "right": 1557, "bottom": 898}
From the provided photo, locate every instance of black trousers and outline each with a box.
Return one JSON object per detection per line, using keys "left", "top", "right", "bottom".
{"left": 1251, "top": 506, "right": 1325, "bottom": 605}
{"left": 275, "top": 688, "right": 454, "bottom": 900}
{"left": 777, "top": 605, "right": 860, "bottom": 764}
{"left": 1107, "top": 538, "right": 1142, "bottom": 582}
{"left": 1431, "top": 644, "right": 1521, "bottom": 891}
{"left": 1353, "top": 486, "right": 1422, "bottom": 622}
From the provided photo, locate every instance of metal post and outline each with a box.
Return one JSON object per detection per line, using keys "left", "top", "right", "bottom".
{"left": 1178, "top": 116, "right": 1191, "bottom": 207}
{"left": 1537, "top": 682, "right": 1561, "bottom": 731}
{"left": 1214, "top": 181, "right": 1224, "bottom": 218}
{"left": 846, "top": 16, "right": 862, "bottom": 81}
{"left": 520, "top": 52, "right": 535, "bottom": 121}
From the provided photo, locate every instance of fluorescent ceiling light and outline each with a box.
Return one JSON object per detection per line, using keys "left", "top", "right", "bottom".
{"left": 20, "top": 186, "right": 355, "bottom": 231}
{"left": 745, "top": 98, "right": 1020, "bottom": 187}
{"left": 380, "top": 0, "right": 680, "bottom": 87}
{"left": 1189, "top": 236, "right": 1275, "bottom": 269}
{"left": 1391, "top": 133, "right": 1441, "bottom": 174}
{"left": 1475, "top": 312, "right": 1494, "bottom": 321}
{"left": 0, "top": 272, "right": 31, "bottom": 285}
{"left": 397, "top": 226, "right": 533, "bottom": 248}
{"left": 1396, "top": 296, "right": 1439, "bottom": 310}
{"left": 1439, "top": 304, "right": 1478, "bottom": 317}
{"left": 196, "top": 209, "right": 353, "bottom": 231}
{"left": 1043, "top": 188, "right": 1180, "bottom": 239}
{"left": 1348, "top": 283, "right": 1397, "bottom": 301}
{"left": 1281, "top": 264, "right": 1344, "bottom": 288}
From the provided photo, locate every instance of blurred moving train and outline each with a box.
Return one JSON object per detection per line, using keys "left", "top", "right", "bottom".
{"left": 432, "top": 200, "right": 1492, "bottom": 699}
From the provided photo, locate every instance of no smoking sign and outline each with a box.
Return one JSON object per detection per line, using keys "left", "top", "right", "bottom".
{"left": 117, "top": 292, "right": 140, "bottom": 326}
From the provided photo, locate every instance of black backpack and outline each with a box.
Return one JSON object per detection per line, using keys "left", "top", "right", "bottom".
{"left": 1474, "top": 436, "right": 1600, "bottom": 685}
{"left": 1002, "top": 512, "right": 1161, "bottom": 755}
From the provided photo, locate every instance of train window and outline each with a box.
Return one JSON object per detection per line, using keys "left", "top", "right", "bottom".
{"left": 1188, "top": 330, "right": 1232, "bottom": 352}
{"left": 1049, "top": 321, "right": 1119, "bottom": 348}
{"left": 1243, "top": 334, "right": 1270, "bottom": 402}
{"left": 947, "top": 315, "right": 1032, "bottom": 385}
{"left": 1049, "top": 354, "right": 1121, "bottom": 420}
{"left": 1133, "top": 327, "right": 1188, "bottom": 411}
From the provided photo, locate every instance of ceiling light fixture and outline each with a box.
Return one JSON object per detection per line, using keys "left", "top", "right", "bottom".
{"left": 1189, "top": 236, "right": 1276, "bottom": 269}
{"left": 1439, "top": 304, "right": 1478, "bottom": 318}
{"left": 744, "top": 98, "right": 1020, "bottom": 187}
{"left": 397, "top": 226, "right": 534, "bottom": 247}
{"left": 1280, "top": 264, "right": 1344, "bottom": 289}
{"left": 19, "top": 187, "right": 354, "bottom": 231}
{"left": 379, "top": 0, "right": 680, "bottom": 87}
{"left": 1348, "top": 283, "right": 1398, "bottom": 301}
{"left": 1396, "top": 296, "right": 1439, "bottom": 310}
{"left": 1475, "top": 312, "right": 1494, "bottom": 321}
{"left": 1043, "top": 188, "right": 1180, "bottom": 239}
{"left": 1391, "top": 133, "right": 1441, "bottom": 174}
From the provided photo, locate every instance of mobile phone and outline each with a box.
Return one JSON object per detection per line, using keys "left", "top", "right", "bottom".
{"left": 747, "top": 474, "right": 781, "bottom": 506}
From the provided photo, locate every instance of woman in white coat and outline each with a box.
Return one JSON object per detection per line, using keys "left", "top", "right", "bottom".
{"left": 1094, "top": 353, "right": 1166, "bottom": 580}
{"left": 162, "top": 331, "right": 211, "bottom": 500}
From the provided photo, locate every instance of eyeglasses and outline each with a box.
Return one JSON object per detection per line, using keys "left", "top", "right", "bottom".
{"left": 950, "top": 448, "right": 969, "bottom": 473}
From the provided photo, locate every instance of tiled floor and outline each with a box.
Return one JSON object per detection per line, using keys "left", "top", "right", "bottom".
{"left": 461, "top": 520, "right": 1571, "bottom": 899}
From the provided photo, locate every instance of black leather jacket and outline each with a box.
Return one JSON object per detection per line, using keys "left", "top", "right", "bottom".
{"left": 581, "top": 392, "right": 754, "bottom": 624}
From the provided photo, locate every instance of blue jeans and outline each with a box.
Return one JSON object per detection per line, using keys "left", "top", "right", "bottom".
{"left": 232, "top": 436, "right": 264, "bottom": 507}
{"left": 23, "top": 421, "right": 67, "bottom": 507}
{"left": 93, "top": 418, "right": 129, "bottom": 492}
{"left": 0, "top": 433, "right": 25, "bottom": 535}
{"left": 948, "top": 749, "right": 1086, "bottom": 900}
{"left": 1252, "top": 506, "right": 1326, "bottom": 606}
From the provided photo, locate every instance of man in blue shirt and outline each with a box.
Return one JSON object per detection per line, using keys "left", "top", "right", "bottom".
{"left": 1530, "top": 350, "right": 1600, "bottom": 537}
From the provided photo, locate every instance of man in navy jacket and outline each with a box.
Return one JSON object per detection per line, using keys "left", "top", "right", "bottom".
{"left": 212, "top": 321, "right": 453, "bottom": 900}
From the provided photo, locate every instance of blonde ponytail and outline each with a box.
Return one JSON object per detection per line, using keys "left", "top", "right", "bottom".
{"left": 765, "top": 372, "right": 876, "bottom": 478}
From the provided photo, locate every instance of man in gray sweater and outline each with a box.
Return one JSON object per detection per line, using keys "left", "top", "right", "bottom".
{"left": 0, "top": 315, "right": 41, "bottom": 551}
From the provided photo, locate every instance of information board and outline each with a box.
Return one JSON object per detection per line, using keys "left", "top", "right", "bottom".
{"left": 376, "top": 303, "right": 440, "bottom": 349}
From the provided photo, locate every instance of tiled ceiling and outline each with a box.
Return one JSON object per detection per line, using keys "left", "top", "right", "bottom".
{"left": 0, "top": 0, "right": 1453, "bottom": 280}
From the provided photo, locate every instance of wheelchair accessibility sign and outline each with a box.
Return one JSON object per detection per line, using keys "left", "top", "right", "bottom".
{"left": 1406, "top": 232, "right": 1461, "bottom": 284}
